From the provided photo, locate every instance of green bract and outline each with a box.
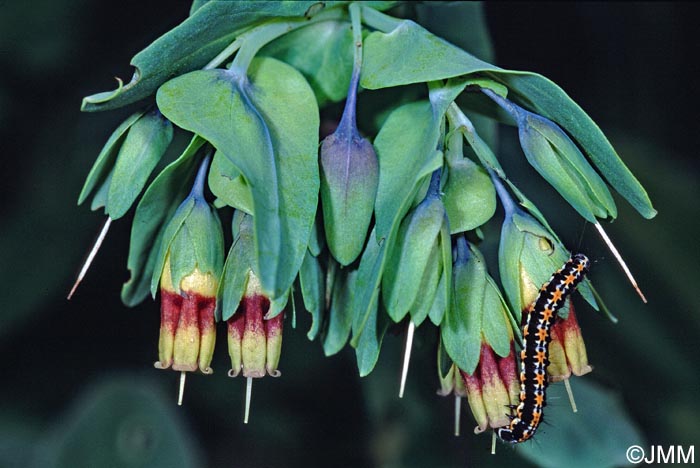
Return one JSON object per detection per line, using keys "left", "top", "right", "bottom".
{"left": 382, "top": 192, "right": 445, "bottom": 323}
{"left": 157, "top": 57, "right": 319, "bottom": 299}
{"left": 79, "top": 109, "right": 172, "bottom": 219}
{"left": 151, "top": 157, "right": 224, "bottom": 297}
{"left": 122, "top": 136, "right": 207, "bottom": 306}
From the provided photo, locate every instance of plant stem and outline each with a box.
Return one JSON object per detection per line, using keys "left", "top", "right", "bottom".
{"left": 489, "top": 168, "right": 517, "bottom": 218}
{"left": 336, "top": 3, "right": 364, "bottom": 136}
{"left": 190, "top": 153, "right": 212, "bottom": 201}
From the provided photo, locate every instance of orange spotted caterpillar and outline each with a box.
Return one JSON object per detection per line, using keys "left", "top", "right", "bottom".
{"left": 496, "top": 253, "right": 590, "bottom": 444}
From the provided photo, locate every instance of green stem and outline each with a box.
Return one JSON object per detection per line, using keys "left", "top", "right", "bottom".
{"left": 360, "top": 5, "right": 402, "bottom": 33}
{"left": 336, "top": 3, "right": 364, "bottom": 136}
{"left": 204, "top": 36, "right": 244, "bottom": 70}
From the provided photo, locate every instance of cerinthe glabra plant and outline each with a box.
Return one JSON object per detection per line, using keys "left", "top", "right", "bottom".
{"left": 70, "top": 0, "right": 655, "bottom": 457}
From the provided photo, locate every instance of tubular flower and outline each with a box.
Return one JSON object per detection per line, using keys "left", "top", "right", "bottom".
{"left": 155, "top": 256, "right": 217, "bottom": 374}
{"left": 461, "top": 342, "right": 519, "bottom": 434}
{"left": 227, "top": 270, "right": 284, "bottom": 378}
{"left": 151, "top": 155, "right": 224, "bottom": 376}
{"left": 548, "top": 302, "right": 593, "bottom": 382}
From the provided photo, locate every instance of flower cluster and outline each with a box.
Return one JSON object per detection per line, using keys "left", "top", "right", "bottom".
{"left": 72, "top": 0, "right": 653, "bottom": 449}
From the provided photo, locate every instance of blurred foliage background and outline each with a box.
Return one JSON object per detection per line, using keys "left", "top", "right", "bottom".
{"left": 1, "top": 2, "right": 698, "bottom": 467}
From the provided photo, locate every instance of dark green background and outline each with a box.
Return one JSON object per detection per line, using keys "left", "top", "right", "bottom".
{"left": 1, "top": 2, "right": 698, "bottom": 467}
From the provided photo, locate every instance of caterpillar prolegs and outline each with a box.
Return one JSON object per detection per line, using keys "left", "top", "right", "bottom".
{"left": 496, "top": 253, "right": 590, "bottom": 444}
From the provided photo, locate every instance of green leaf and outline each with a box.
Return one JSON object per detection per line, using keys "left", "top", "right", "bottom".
{"left": 298, "top": 249, "right": 324, "bottom": 340}
{"left": 150, "top": 197, "right": 195, "bottom": 297}
{"left": 361, "top": 18, "right": 655, "bottom": 219}
{"left": 78, "top": 110, "right": 145, "bottom": 205}
{"left": 207, "top": 150, "right": 253, "bottom": 214}
{"left": 354, "top": 299, "right": 388, "bottom": 377}
{"left": 157, "top": 57, "right": 319, "bottom": 298}
{"left": 323, "top": 269, "right": 356, "bottom": 356}
{"left": 517, "top": 379, "right": 645, "bottom": 468}
{"left": 107, "top": 111, "right": 173, "bottom": 219}
{"left": 373, "top": 101, "right": 441, "bottom": 241}
{"left": 121, "top": 136, "right": 206, "bottom": 306}
{"left": 361, "top": 20, "right": 496, "bottom": 90}
{"left": 348, "top": 227, "right": 389, "bottom": 347}
{"left": 496, "top": 73, "right": 656, "bottom": 219}
{"left": 480, "top": 277, "right": 512, "bottom": 358}
{"left": 382, "top": 196, "right": 444, "bottom": 322}
{"left": 167, "top": 199, "right": 224, "bottom": 293}
{"left": 261, "top": 20, "right": 353, "bottom": 106}
{"left": 428, "top": 270, "right": 447, "bottom": 326}
{"left": 32, "top": 378, "right": 200, "bottom": 468}
{"left": 81, "top": 1, "right": 335, "bottom": 112}
{"left": 267, "top": 288, "right": 289, "bottom": 320}
{"left": 218, "top": 213, "right": 255, "bottom": 322}
{"left": 408, "top": 240, "right": 441, "bottom": 327}
{"left": 89, "top": 168, "right": 112, "bottom": 212}
{"left": 307, "top": 215, "right": 324, "bottom": 257}
{"left": 443, "top": 157, "right": 496, "bottom": 233}
{"left": 441, "top": 244, "right": 485, "bottom": 375}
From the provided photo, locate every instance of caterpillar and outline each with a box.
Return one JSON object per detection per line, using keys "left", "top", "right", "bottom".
{"left": 496, "top": 253, "right": 590, "bottom": 444}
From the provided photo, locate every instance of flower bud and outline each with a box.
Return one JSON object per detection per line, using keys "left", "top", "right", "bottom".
{"left": 483, "top": 89, "right": 616, "bottom": 222}
{"left": 320, "top": 59, "right": 378, "bottom": 266}
{"left": 548, "top": 302, "right": 593, "bottom": 382}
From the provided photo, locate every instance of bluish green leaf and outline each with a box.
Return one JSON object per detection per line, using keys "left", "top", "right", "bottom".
{"left": 167, "top": 199, "right": 224, "bottom": 294}
{"left": 354, "top": 298, "right": 388, "bottom": 377}
{"left": 299, "top": 249, "right": 324, "bottom": 341}
{"left": 157, "top": 57, "right": 319, "bottom": 299}
{"left": 78, "top": 110, "right": 144, "bottom": 205}
{"left": 349, "top": 227, "right": 389, "bottom": 347}
{"left": 261, "top": 20, "right": 353, "bottom": 106}
{"left": 443, "top": 157, "right": 496, "bottom": 233}
{"left": 517, "top": 379, "right": 645, "bottom": 468}
{"left": 31, "top": 378, "right": 200, "bottom": 468}
{"left": 441, "top": 248, "right": 484, "bottom": 375}
{"left": 150, "top": 198, "right": 195, "bottom": 297}
{"left": 373, "top": 101, "right": 441, "bottom": 242}
{"left": 82, "top": 1, "right": 339, "bottom": 112}
{"left": 218, "top": 213, "right": 256, "bottom": 322}
{"left": 428, "top": 270, "right": 447, "bottom": 326}
{"left": 481, "top": 277, "right": 512, "bottom": 358}
{"left": 208, "top": 150, "right": 253, "bottom": 214}
{"left": 121, "top": 136, "right": 206, "bottom": 306}
{"left": 89, "top": 168, "right": 112, "bottom": 212}
{"left": 408, "top": 240, "right": 441, "bottom": 327}
{"left": 267, "top": 288, "right": 289, "bottom": 320}
{"left": 382, "top": 196, "right": 444, "bottom": 322}
{"left": 323, "top": 269, "right": 356, "bottom": 356}
{"left": 107, "top": 111, "right": 173, "bottom": 219}
{"left": 361, "top": 18, "right": 656, "bottom": 219}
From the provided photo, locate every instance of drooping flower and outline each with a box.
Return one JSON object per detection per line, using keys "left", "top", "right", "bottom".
{"left": 151, "top": 155, "right": 224, "bottom": 376}
{"left": 461, "top": 342, "right": 519, "bottom": 434}
{"left": 227, "top": 270, "right": 284, "bottom": 379}
{"left": 548, "top": 302, "right": 593, "bottom": 382}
